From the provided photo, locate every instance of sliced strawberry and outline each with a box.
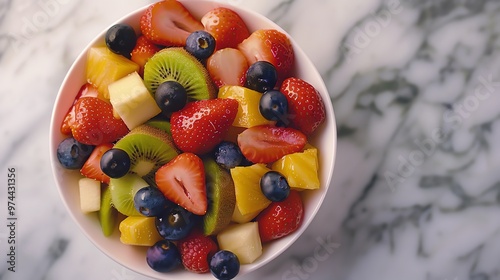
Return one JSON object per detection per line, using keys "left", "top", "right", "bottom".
{"left": 206, "top": 48, "right": 248, "bottom": 88}
{"left": 61, "top": 83, "right": 99, "bottom": 135}
{"left": 155, "top": 153, "right": 207, "bottom": 215}
{"left": 140, "top": 0, "right": 203, "bottom": 47}
{"left": 131, "top": 35, "right": 161, "bottom": 76}
{"left": 238, "top": 29, "right": 294, "bottom": 83}
{"left": 71, "top": 97, "right": 129, "bottom": 145}
{"left": 177, "top": 230, "right": 218, "bottom": 273}
{"left": 237, "top": 125, "right": 306, "bottom": 164}
{"left": 80, "top": 143, "right": 113, "bottom": 183}
{"left": 201, "top": 7, "right": 250, "bottom": 50}
{"left": 170, "top": 98, "right": 238, "bottom": 155}
{"left": 280, "top": 77, "right": 326, "bottom": 135}
{"left": 256, "top": 190, "right": 304, "bottom": 242}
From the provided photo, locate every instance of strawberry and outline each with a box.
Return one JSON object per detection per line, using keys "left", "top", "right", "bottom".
{"left": 238, "top": 29, "right": 294, "bottom": 83}
{"left": 280, "top": 77, "right": 326, "bottom": 135}
{"left": 256, "top": 190, "right": 304, "bottom": 242}
{"left": 130, "top": 35, "right": 161, "bottom": 76}
{"left": 61, "top": 83, "right": 99, "bottom": 135}
{"left": 201, "top": 7, "right": 250, "bottom": 50}
{"left": 237, "top": 125, "right": 306, "bottom": 164}
{"left": 170, "top": 98, "right": 238, "bottom": 155}
{"left": 71, "top": 97, "right": 129, "bottom": 145}
{"left": 206, "top": 48, "right": 248, "bottom": 88}
{"left": 177, "top": 230, "right": 218, "bottom": 273}
{"left": 140, "top": 0, "right": 203, "bottom": 47}
{"left": 80, "top": 143, "right": 113, "bottom": 184}
{"left": 155, "top": 153, "right": 207, "bottom": 215}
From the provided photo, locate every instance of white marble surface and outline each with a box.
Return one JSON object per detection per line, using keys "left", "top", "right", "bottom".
{"left": 1, "top": 0, "right": 500, "bottom": 279}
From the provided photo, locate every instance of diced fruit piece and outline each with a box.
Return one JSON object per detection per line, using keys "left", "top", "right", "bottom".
{"left": 80, "top": 143, "right": 113, "bottom": 183}
{"left": 231, "top": 205, "right": 260, "bottom": 224}
{"left": 280, "top": 77, "right": 326, "bottom": 135}
{"left": 237, "top": 125, "right": 307, "bottom": 164}
{"left": 156, "top": 205, "right": 198, "bottom": 240}
{"left": 216, "top": 222, "right": 262, "bottom": 264}
{"left": 71, "top": 97, "right": 129, "bottom": 145}
{"left": 260, "top": 171, "right": 290, "bottom": 202}
{"left": 78, "top": 178, "right": 101, "bottom": 213}
{"left": 108, "top": 71, "right": 162, "bottom": 130}
{"left": 178, "top": 230, "right": 219, "bottom": 273}
{"left": 210, "top": 250, "right": 240, "bottom": 280}
{"left": 145, "top": 118, "right": 171, "bottom": 135}
{"left": 140, "top": 0, "right": 203, "bottom": 46}
{"left": 100, "top": 148, "right": 131, "bottom": 179}
{"left": 134, "top": 186, "right": 171, "bottom": 217}
{"left": 119, "top": 216, "right": 163, "bottom": 246}
{"left": 245, "top": 61, "right": 278, "bottom": 93}
{"left": 238, "top": 29, "right": 294, "bottom": 83}
{"left": 170, "top": 98, "right": 238, "bottom": 154}
{"left": 61, "top": 83, "right": 99, "bottom": 135}
{"left": 99, "top": 185, "right": 118, "bottom": 236}
{"left": 155, "top": 153, "right": 207, "bottom": 215}
{"left": 213, "top": 141, "right": 244, "bottom": 170}
{"left": 201, "top": 7, "right": 250, "bottom": 50}
{"left": 185, "top": 30, "right": 216, "bottom": 60}
{"left": 218, "top": 85, "right": 274, "bottom": 128}
{"left": 272, "top": 147, "right": 320, "bottom": 190}
{"left": 203, "top": 158, "right": 236, "bottom": 236}
{"left": 57, "top": 137, "right": 94, "bottom": 169}
{"left": 109, "top": 173, "right": 149, "bottom": 216}
{"left": 259, "top": 90, "right": 289, "bottom": 125}
{"left": 230, "top": 164, "right": 271, "bottom": 216}
{"left": 105, "top": 23, "right": 137, "bottom": 58}
{"left": 86, "top": 47, "right": 139, "bottom": 100}
{"left": 207, "top": 48, "right": 248, "bottom": 88}
{"left": 256, "top": 190, "right": 304, "bottom": 242}
{"left": 154, "top": 81, "right": 187, "bottom": 115}
{"left": 131, "top": 35, "right": 161, "bottom": 76}
{"left": 147, "top": 240, "right": 182, "bottom": 273}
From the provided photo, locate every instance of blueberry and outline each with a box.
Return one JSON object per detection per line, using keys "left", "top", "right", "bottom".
{"left": 260, "top": 171, "right": 290, "bottom": 202}
{"left": 146, "top": 240, "right": 181, "bottom": 273}
{"left": 105, "top": 24, "right": 137, "bottom": 58}
{"left": 259, "top": 90, "right": 289, "bottom": 125}
{"left": 56, "top": 137, "right": 94, "bottom": 169}
{"left": 185, "top": 30, "right": 216, "bottom": 60}
{"left": 100, "top": 148, "right": 131, "bottom": 178}
{"left": 210, "top": 250, "right": 240, "bottom": 280}
{"left": 214, "top": 141, "right": 243, "bottom": 170}
{"left": 155, "top": 205, "right": 198, "bottom": 240}
{"left": 134, "top": 186, "right": 171, "bottom": 217}
{"left": 155, "top": 81, "right": 188, "bottom": 114}
{"left": 245, "top": 61, "right": 278, "bottom": 93}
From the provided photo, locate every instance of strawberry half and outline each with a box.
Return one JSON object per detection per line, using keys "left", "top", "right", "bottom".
{"left": 80, "top": 143, "right": 113, "bottom": 184}
{"left": 178, "top": 230, "right": 218, "bottom": 273}
{"left": 237, "top": 125, "right": 306, "bottom": 164}
{"left": 131, "top": 35, "right": 161, "bottom": 76}
{"left": 201, "top": 7, "right": 250, "bottom": 50}
{"left": 280, "top": 77, "right": 326, "bottom": 135}
{"left": 238, "top": 29, "right": 294, "bottom": 83}
{"left": 140, "top": 0, "right": 203, "bottom": 47}
{"left": 61, "top": 83, "right": 99, "bottom": 135}
{"left": 206, "top": 48, "right": 248, "bottom": 88}
{"left": 170, "top": 98, "right": 238, "bottom": 155}
{"left": 256, "top": 190, "right": 304, "bottom": 242}
{"left": 155, "top": 153, "right": 207, "bottom": 215}
{"left": 71, "top": 97, "right": 129, "bottom": 145}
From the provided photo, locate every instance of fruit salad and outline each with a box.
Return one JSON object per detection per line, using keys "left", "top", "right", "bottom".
{"left": 54, "top": 0, "right": 327, "bottom": 279}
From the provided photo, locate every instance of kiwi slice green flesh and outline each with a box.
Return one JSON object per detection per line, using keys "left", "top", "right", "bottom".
{"left": 114, "top": 125, "right": 178, "bottom": 181}
{"left": 99, "top": 186, "right": 117, "bottom": 236}
{"left": 109, "top": 173, "right": 149, "bottom": 217}
{"left": 144, "top": 47, "right": 217, "bottom": 100}
{"left": 145, "top": 118, "right": 171, "bottom": 136}
{"left": 203, "top": 158, "right": 236, "bottom": 236}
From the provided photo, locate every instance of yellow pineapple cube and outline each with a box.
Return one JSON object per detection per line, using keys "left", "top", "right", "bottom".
{"left": 230, "top": 164, "right": 271, "bottom": 215}
{"left": 218, "top": 86, "right": 275, "bottom": 128}
{"left": 119, "top": 216, "right": 162, "bottom": 246}
{"left": 272, "top": 147, "right": 320, "bottom": 190}
{"left": 232, "top": 205, "right": 261, "bottom": 224}
{"left": 86, "top": 47, "right": 139, "bottom": 100}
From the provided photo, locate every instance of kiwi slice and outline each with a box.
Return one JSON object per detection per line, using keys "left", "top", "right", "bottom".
{"left": 203, "top": 158, "right": 236, "bottom": 236}
{"left": 99, "top": 185, "right": 117, "bottom": 236}
{"left": 144, "top": 47, "right": 217, "bottom": 100}
{"left": 145, "top": 118, "right": 171, "bottom": 136}
{"left": 109, "top": 173, "right": 149, "bottom": 217}
{"left": 114, "top": 124, "right": 178, "bottom": 181}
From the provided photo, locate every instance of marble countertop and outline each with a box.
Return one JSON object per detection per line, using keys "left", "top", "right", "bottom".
{"left": 1, "top": 0, "right": 500, "bottom": 279}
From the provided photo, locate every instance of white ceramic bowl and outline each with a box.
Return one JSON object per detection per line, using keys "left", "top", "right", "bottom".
{"left": 49, "top": 1, "right": 337, "bottom": 279}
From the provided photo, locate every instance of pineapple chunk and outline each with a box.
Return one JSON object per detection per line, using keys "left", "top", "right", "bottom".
{"left": 272, "top": 147, "right": 320, "bottom": 190}
{"left": 217, "top": 222, "right": 262, "bottom": 264}
{"left": 230, "top": 164, "right": 271, "bottom": 216}
{"left": 232, "top": 205, "right": 261, "bottom": 224}
{"left": 86, "top": 47, "right": 139, "bottom": 100}
{"left": 79, "top": 178, "right": 101, "bottom": 213}
{"left": 218, "top": 86, "right": 275, "bottom": 128}
{"left": 109, "top": 72, "right": 161, "bottom": 130}
{"left": 119, "top": 216, "right": 162, "bottom": 246}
